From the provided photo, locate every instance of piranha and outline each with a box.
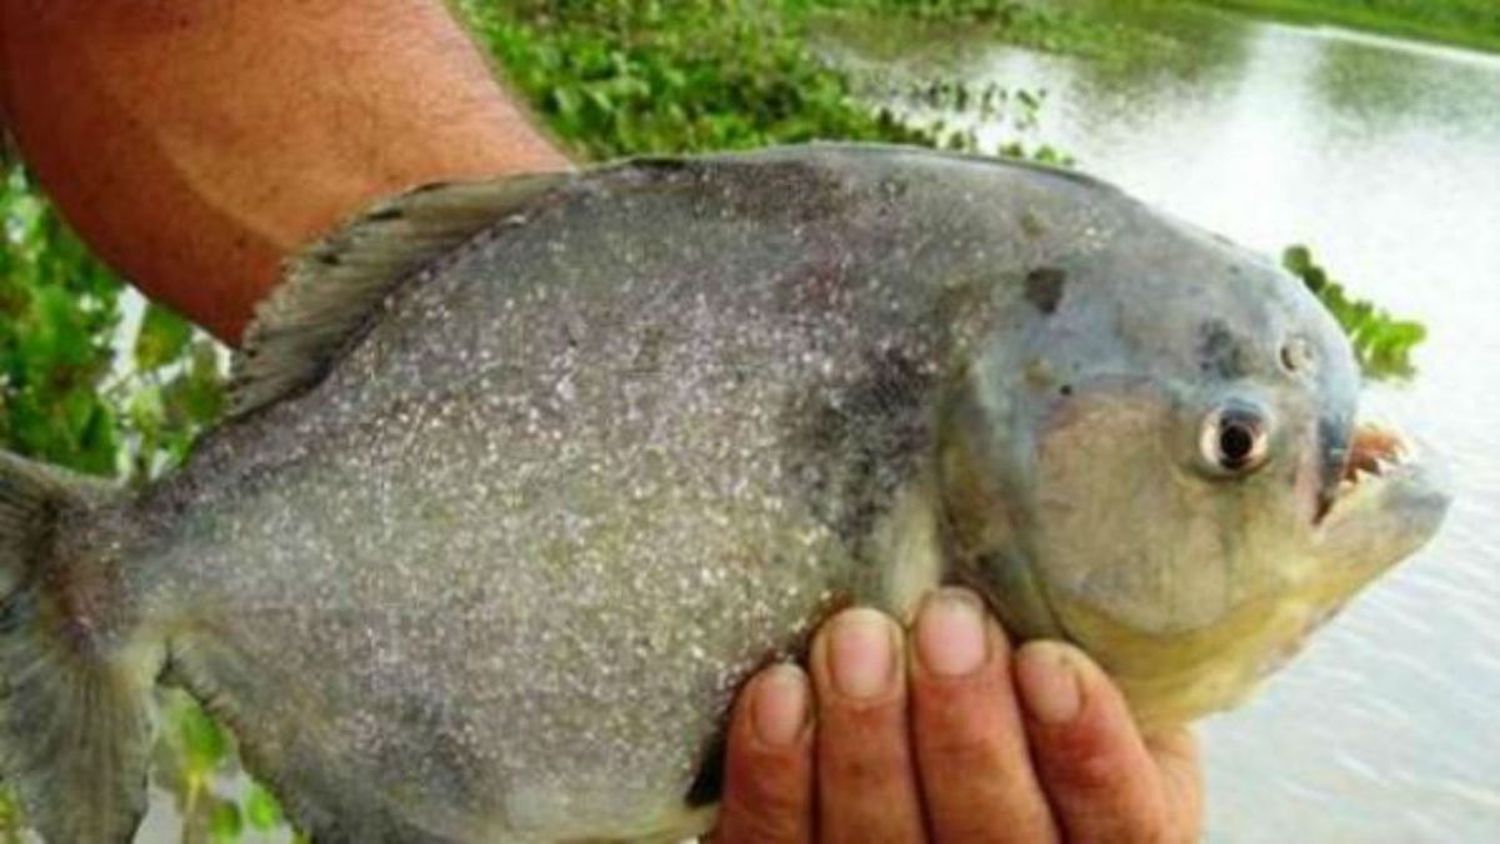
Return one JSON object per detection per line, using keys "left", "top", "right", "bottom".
{"left": 0, "top": 145, "right": 1447, "bottom": 842}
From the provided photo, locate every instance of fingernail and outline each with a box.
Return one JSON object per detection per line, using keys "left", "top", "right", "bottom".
{"left": 915, "top": 588, "right": 988, "bottom": 677}
{"left": 1016, "top": 642, "right": 1083, "bottom": 725}
{"left": 828, "top": 608, "right": 897, "bottom": 699}
{"left": 752, "top": 664, "right": 809, "bottom": 747}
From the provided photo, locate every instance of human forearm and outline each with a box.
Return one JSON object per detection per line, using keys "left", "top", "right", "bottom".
{"left": 0, "top": 0, "right": 568, "bottom": 343}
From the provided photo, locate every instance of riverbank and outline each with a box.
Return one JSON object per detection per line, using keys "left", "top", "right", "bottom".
{"left": 461, "top": 0, "right": 1108, "bottom": 161}
{"left": 1189, "top": 0, "right": 1500, "bottom": 54}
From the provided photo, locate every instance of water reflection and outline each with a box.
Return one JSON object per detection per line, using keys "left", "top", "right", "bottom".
{"left": 1312, "top": 32, "right": 1500, "bottom": 135}
{"left": 827, "top": 7, "right": 1500, "bottom": 842}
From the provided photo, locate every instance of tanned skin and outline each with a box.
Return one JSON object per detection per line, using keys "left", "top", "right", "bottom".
{"left": 0, "top": 0, "right": 569, "bottom": 342}
{"left": 0, "top": 3, "right": 1199, "bottom": 841}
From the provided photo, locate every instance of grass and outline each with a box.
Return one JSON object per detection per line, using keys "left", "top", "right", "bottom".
{"left": 1189, "top": 0, "right": 1500, "bottom": 53}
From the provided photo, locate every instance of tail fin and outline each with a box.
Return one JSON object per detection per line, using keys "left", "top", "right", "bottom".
{"left": 0, "top": 453, "right": 160, "bottom": 843}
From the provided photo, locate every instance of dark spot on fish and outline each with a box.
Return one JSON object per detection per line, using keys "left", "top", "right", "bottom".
{"left": 1059, "top": 384, "right": 1073, "bottom": 396}
{"left": 788, "top": 348, "right": 933, "bottom": 558}
{"left": 629, "top": 325, "right": 668, "bottom": 375}
{"left": 878, "top": 176, "right": 910, "bottom": 201}
{"left": 317, "top": 253, "right": 341, "bottom": 267}
{"left": 1024, "top": 267, "right": 1067, "bottom": 315}
{"left": 1198, "top": 319, "right": 1250, "bottom": 379}
{"left": 1020, "top": 211, "right": 1046, "bottom": 238}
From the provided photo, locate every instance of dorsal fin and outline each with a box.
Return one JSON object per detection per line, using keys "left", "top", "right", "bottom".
{"left": 229, "top": 171, "right": 571, "bottom": 417}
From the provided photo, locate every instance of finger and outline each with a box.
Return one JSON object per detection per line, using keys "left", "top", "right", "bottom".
{"left": 811, "top": 607, "right": 926, "bottom": 844}
{"left": 908, "top": 588, "right": 1058, "bottom": 844}
{"left": 712, "top": 664, "right": 815, "bottom": 844}
{"left": 1013, "top": 641, "right": 1183, "bottom": 844}
{"left": 1146, "top": 727, "right": 1203, "bottom": 839}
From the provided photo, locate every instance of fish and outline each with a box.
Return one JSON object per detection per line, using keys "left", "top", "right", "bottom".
{"left": 0, "top": 144, "right": 1448, "bottom": 843}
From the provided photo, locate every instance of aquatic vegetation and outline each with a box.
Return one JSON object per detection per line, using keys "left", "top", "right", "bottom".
{"left": 1283, "top": 245, "right": 1426, "bottom": 378}
{"left": 470, "top": 1, "right": 1175, "bottom": 160}
{"left": 466, "top": 0, "right": 941, "bottom": 158}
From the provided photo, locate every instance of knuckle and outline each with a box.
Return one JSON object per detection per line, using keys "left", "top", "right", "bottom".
{"left": 829, "top": 747, "right": 906, "bottom": 791}
{"left": 739, "top": 772, "right": 806, "bottom": 818}
{"left": 924, "top": 730, "right": 1006, "bottom": 774}
{"left": 1046, "top": 730, "right": 1121, "bottom": 792}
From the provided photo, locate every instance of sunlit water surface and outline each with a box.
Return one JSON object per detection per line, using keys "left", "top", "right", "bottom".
{"left": 823, "top": 6, "right": 1500, "bottom": 841}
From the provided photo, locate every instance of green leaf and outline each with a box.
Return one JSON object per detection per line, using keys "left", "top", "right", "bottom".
{"left": 1281, "top": 244, "right": 1425, "bottom": 378}
{"left": 179, "top": 702, "right": 229, "bottom": 771}
{"left": 244, "top": 784, "right": 284, "bottom": 831}
{"left": 134, "top": 302, "right": 193, "bottom": 372}
{"left": 209, "top": 799, "right": 243, "bottom": 842}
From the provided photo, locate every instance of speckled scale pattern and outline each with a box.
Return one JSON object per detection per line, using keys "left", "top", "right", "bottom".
{"left": 115, "top": 147, "right": 1117, "bottom": 842}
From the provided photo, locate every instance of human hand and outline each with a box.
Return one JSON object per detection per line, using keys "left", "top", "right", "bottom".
{"left": 710, "top": 588, "right": 1202, "bottom": 843}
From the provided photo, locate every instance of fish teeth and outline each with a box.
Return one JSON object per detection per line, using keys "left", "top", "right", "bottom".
{"left": 1354, "top": 467, "right": 1377, "bottom": 484}
{"left": 1338, "top": 479, "right": 1356, "bottom": 495}
{"left": 1395, "top": 438, "right": 1418, "bottom": 462}
{"left": 1375, "top": 457, "right": 1396, "bottom": 475}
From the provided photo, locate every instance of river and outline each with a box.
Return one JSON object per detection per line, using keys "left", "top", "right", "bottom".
{"left": 821, "top": 4, "right": 1500, "bottom": 841}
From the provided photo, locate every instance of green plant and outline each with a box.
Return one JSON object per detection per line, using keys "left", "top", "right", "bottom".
{"left": 1283, "top": 245, "right": 1425, "bottom": 377}
{"left": 463, "top": 0, "right": 1070, "bottom": 161}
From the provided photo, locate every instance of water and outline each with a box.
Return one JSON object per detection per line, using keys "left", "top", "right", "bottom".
{"left": 825, "top": 6, "right": 1500, "bottom": 841}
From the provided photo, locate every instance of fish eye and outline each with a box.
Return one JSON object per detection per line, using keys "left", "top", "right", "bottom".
{"left": 1200, "top": 405, "right": 1270, "bottom": 474}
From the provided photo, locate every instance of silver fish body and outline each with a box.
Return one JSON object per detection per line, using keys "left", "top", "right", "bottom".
{"left": 0, "top": 145, "right": 1447, "bottom": 843}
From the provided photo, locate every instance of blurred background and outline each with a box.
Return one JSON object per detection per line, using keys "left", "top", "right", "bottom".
{"left": 1, "top": 1, "right": 1495, "bottom": 841}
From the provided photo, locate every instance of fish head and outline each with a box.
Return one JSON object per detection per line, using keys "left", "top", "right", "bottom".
{"left": 939, "top": 214, "right": 1449, "bottom": 727}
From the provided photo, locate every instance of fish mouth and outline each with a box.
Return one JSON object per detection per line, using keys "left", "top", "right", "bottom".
{"left": 1316, "top": 420, "right": 1420, "bottom": 525}
{"left": 1312, "top": 415, "right": 1449, "bottom": 578}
